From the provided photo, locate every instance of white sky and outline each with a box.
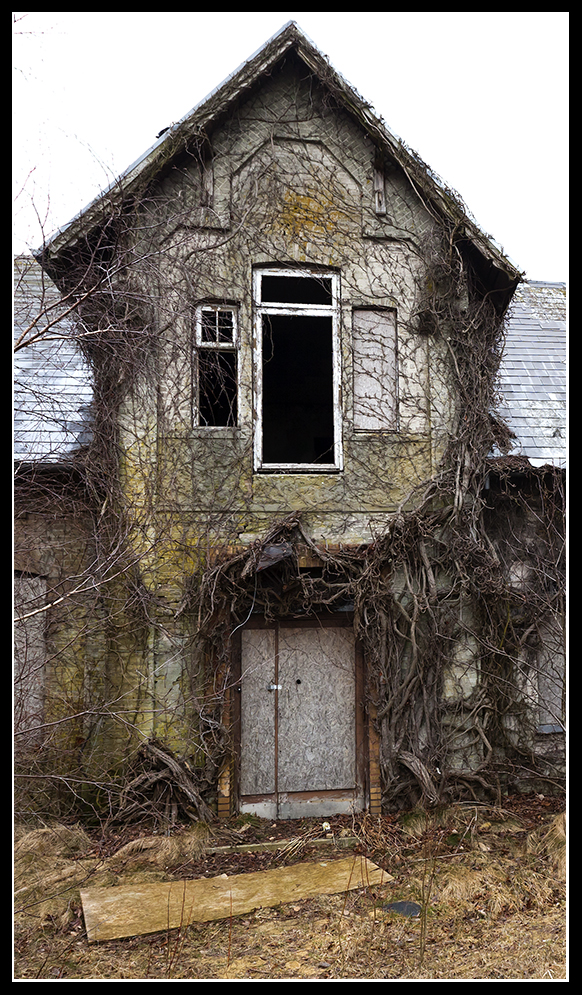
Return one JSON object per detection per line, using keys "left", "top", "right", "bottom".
{"left": 13, "top": 11, "right": 568, "bottom": 282}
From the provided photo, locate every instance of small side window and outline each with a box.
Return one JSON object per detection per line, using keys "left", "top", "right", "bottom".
{"left": 194, "top": 305, "right": 238, "bottom": 427}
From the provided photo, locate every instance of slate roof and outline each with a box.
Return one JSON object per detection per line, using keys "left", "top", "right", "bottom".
{"left": 13, "top": 255, "right": 93, "bottom": 463}
{"left": 496, "top": 281, "right": 567, "bottom": 468}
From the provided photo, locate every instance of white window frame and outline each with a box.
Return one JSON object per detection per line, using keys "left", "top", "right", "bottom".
{"left": 193, "top": 304, "right": 239, "bottom": 428}
{"left": 253, "top": 267, "right": 343, "bottom": 472}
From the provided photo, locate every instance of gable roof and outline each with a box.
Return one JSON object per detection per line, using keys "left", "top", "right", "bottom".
{"left": 36, "top": 21, "right": 520, "bottom": 308}
{"left": 496, "top": 281, "right": 566, "bottom": 468}
{"left": 13, "top": 255, "right": 93, "bottom": 463}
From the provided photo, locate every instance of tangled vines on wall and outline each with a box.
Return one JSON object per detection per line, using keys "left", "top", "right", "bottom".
{"left": 190, "top": 475, "right": 565, "bottom": 814}
{"left": 184, "top": 249, "right": 565, "bottom": 813}
{"left": 14, "top": 57, "right": 565, "bottom": 823}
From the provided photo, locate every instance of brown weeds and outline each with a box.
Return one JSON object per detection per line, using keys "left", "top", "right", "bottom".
{"left": 14, "top": 801, "right": 566, "bottom": 980}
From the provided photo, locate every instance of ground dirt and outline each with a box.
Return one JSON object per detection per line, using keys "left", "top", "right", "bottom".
{"left": 14, "top": 794, "right": 566, "bottom": 980}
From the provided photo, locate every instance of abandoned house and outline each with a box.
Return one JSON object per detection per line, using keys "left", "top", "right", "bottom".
{"left": 14, "top": 22, "right": 566, "bottom": 822}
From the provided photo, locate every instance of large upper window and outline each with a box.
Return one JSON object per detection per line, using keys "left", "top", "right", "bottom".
{"left": 253, "top": 268, "right": 342, "bottom": 471}
{"left": 194, "top": 305, "right": 238, "bottom": 427}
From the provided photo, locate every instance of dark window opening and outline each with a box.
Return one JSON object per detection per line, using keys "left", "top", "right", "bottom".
{"left": 198, "top": 350, "right": 237, "bottom": 426}
{"left": 195, "top": 305, "right": 238, "bottom": 428}
{"left": 262, "top": 314, "right": 334, "bottom": 464}
{"left": 261, "top": 275, "right": 332, "bottom": 306}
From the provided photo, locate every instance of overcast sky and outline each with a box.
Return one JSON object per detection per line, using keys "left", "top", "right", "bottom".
{"left": 13, "top": 11, "right": 568, "bottom": 282}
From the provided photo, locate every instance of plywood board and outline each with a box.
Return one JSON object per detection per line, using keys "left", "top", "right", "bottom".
{"left": 81, "top": 856, "right": 392, "bottom": 943}
{"left": 353, "top": 308, "right": 397, "bottom": 431}
{"left": 240, "top": 623, "right": 360, "bottom": 817}
{"left": 240, "top": 628, "right": 276, "bottom": 795}
{"left": 277, "top": 627, "right": 356, "bottom": 792}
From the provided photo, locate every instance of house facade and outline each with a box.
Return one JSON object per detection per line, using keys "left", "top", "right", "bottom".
{"left": 14, "top": 24, "right": 565, "bottom": 821}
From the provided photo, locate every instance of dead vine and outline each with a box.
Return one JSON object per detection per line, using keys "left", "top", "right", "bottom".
{"left": 14, "top": 61, "right": 565, "bottom": 824}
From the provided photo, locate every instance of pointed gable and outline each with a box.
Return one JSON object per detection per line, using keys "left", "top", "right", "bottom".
{"left": 36, "top": 22, "right": 520, "bottom": 310}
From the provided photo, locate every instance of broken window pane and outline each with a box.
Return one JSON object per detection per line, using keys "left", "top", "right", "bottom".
{"left": 261, "top": 275, "right": 332, "bottom": 306}
{"left": 195, "top": 306, "right": 238, "bottom": 427}
{"left": 198, "top": 350, "right": 237, "bottom": 426}
{"left": 262, "top": 314, "right": 334, "bottom": 464}
{"left": 254, "top": 269, "right": 340, "bottom": 469}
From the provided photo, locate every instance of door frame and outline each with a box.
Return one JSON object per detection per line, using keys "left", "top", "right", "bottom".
{"left": 229, "top": 614, "right": 374, "bottom": 819}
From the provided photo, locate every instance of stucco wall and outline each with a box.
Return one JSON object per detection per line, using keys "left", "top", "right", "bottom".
{"left": 118, "top": 60, "right": 458, "bottom": 569}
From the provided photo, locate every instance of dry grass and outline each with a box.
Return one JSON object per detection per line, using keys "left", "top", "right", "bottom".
{"left": 13, "top": 803, "right": 567, "bottom": 980}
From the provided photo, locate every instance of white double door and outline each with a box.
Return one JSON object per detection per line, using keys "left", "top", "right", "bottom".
{"left": 239, "top": 622, "right": 363, "bottom": 819}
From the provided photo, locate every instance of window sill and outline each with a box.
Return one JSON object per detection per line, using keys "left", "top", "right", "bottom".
{"left": 191, "top": 426, "right": 239, "bottom": 435}
{"left": 255, "top": 464, "right": 342, "bottom": 474}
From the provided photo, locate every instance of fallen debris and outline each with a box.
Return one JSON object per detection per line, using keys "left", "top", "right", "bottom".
{"left": 81, "top": 856, "right": 392, "bottom": 943}
{"left": 207, "top": 835, "right": 358, "bottom": 855}
{"left": 384, "top": 900, "right": 421, "bottom": 917}
{"left": 112, "top": 740, "right": 215, "bottom": 825}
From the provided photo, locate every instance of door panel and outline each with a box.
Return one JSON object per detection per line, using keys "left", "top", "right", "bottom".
{"left": 239, "top": 623, "right": 361, "bottom": 818}
{"left": 240, "top": 628, "right": 276, "bottom": 796}
{"left": 277, "top": 627, "right": 356, "bottom": 792}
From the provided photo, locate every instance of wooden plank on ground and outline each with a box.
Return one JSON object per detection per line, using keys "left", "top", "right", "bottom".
{"left": 81, "top": 855, "right": 392, "bottom": 943}
{"left": 206, "top": 836, "right": 358, "bottom": 854}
